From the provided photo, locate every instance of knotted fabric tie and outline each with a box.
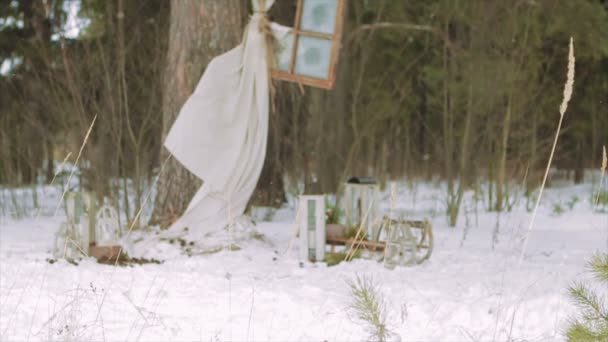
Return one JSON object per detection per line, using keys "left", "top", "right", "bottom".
{"left": 256, "top": 0, "right": 278, "bottom": 111}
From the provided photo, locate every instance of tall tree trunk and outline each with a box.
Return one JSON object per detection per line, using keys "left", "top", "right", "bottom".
{"left": 495, "top": 95, "right": 512, "bottom": 212}
{"left": 151, "top": 0, "right": 245, "bottom": 227}
{"left": 45, "top": 139, "right": 54, "bottom": 184}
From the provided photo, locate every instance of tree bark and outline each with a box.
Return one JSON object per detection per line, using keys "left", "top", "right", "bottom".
{"left": 151, "top": 0, "right": 245, "bottom": 227}
{"left": 495, "top": 95, "right": 512, "bottom": 212}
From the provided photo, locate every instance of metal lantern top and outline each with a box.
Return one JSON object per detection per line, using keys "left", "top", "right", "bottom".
{"left": 347, "top": 177, "right": 377, "bottom": 185}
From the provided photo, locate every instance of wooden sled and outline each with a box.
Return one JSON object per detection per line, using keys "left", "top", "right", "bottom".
{"left": 325, "top": 216, "right": 434, "bottom": 265}
{"left": 378, "top": 216, "right": 434, "bottom": 265}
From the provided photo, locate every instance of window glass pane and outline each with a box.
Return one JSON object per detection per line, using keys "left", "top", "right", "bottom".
{"left": 300, "top": 0, "right": 338, "bottom": 35}
{"left": 294, "top": 36, "right": 332, "bottom": 79}
{"left": 276, "top": 32, "right": 294, "bottom": 71}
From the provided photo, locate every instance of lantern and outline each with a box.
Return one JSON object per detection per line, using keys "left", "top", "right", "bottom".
{"left": 298, "top": 195, "right": 326, "bottom": 262}
{"left": 62, "top": 191, "right": 96, "bottom": 255}
{"left": 94, "top": 200, "right": 121, "bottom": 246}
{"left": 343, "top": 177, "right": 380, "bottom": 241}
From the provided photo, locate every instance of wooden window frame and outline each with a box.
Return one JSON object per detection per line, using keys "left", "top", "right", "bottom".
{"left": 271, "top": 0, "right": 346, "bottom": 90}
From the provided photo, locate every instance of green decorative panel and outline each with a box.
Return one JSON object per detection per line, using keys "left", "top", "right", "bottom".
{"left": 307, "top": 199, "right": 316, "bottom": 260}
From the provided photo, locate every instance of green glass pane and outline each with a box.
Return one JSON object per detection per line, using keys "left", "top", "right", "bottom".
{"left": 294, "top": 36, "right": 332, "bottom": 79}
{"left": 307, "top": 199, "right": 316, "bottom": 231}
{"left": 301, "top": 0, "right": 338, "bottom": 34}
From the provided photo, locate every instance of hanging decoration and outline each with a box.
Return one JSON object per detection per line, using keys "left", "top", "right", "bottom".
{"left": 162, "top": 0, "right": 346, "bottom": 240}
{"left": 272, "top": 0, "right": 347, "bottom": 89}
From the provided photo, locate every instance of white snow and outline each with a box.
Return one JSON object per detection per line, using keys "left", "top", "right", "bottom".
{"left": 1, "top": 181, "right": 606, "bottom": 341}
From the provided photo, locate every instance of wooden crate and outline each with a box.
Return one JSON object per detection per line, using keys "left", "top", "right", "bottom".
{"left": 89, "top": 244, "right": 122, "bottom": 263}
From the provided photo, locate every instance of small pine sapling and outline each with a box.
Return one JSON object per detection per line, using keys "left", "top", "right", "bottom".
{"left": 566, "top": 253, "right": 608, "bottom": 341}
{"left": 348, "top": 275, "right": 393, "bottom": 342}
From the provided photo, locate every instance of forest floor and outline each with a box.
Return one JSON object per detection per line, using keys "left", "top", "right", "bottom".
{"left": 0, "top": 181, "right": 606, "bottom": 341}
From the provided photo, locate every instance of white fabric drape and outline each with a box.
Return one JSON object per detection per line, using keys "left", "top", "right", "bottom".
{"left": 163, "top": 0, "right": 290, "bottom": 239}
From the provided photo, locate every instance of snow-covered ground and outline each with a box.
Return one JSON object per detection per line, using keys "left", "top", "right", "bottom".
{"left": 1, "top": 181, "right": 606, "bottom": 341}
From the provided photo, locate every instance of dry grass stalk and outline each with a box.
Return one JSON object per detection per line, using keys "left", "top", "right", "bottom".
{"left": 50, "top": 153, "right": 73, "bottom": 187}
{"left": 347, "top": 211, "right": 385, "bottom": 262}
{"left": 32, "top": 152, "right": 72, "bottom": 219}
{"left": 283, "top": 201, "right": 304, "bottom": 256}
{"left": 519, "top": 37, "right": 575, "bottom": 264}
{"left": 90, "top": 154, "right": 174, "bottom": 332}
{"left": 55, "top": 115, "right": 97, "bottom": 259}
{"left": 559, "top": 38, "right": 575, "bottom": 117}
{"left": 345, "top": 209, "right": 369, "bottom": 261}
{"left": 54, "top": 115, "right": 97, "bottom": 218}
{"left": 113, "top": 154, "right": 173, "bottom": 266}
{"left": 345, "top": 200, "right": 377, "bottom": 261}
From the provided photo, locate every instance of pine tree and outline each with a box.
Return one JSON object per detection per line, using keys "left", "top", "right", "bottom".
{"left": 567, "top": 253, "right": 608, "bottom": 341}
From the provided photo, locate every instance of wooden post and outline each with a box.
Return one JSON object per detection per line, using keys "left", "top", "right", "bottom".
{"left": 87, "top": 192, "right": 97, "bottom": 252}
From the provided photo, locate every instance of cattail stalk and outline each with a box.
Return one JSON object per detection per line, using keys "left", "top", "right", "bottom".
{"left": 520, "top": 38, "right": 575, "bottom": 263}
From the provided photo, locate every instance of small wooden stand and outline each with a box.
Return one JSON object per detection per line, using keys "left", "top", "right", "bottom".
{"left": 89, "top": 243, "right": 122, "bottom": 263}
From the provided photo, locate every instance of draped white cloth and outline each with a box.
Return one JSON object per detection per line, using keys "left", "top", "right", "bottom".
{"left": 163, "top": 0, "right": 290, "bottom": 239}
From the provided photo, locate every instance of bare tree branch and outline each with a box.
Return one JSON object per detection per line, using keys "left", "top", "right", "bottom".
{"left": 347, "top": 22, "right": 456, "bottom": 51}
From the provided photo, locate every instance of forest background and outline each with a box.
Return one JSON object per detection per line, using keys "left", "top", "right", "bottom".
{"left": 1, "top": 0, "right": 607, "bottom": 227}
